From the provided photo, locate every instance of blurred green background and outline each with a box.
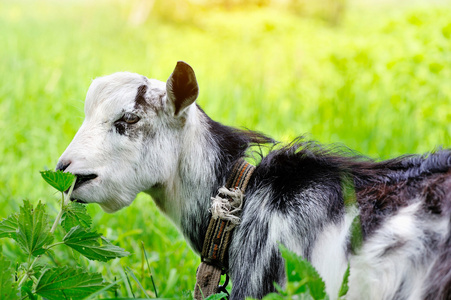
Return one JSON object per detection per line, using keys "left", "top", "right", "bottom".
{"left": 1, "top": 0, "right": 450, "bottom": 297}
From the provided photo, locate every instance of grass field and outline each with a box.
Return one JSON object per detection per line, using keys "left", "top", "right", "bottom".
{"left": 1, "top": 0, "right": 451, "bottom": 297}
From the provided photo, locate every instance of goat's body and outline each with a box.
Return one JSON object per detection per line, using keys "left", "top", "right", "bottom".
{"left": 185, "top": 113, "right": 451, "bottom": 299}
{"left": 57, "top": 62, "right": 451, "bottom": 299}
{"left": 157, "top": 108, "right": 451, "bottom": 299}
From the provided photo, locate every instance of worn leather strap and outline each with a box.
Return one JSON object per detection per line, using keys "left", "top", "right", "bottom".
{"left": 194, "top": 159, "right": 255, "bottom": 299}
{"left": 194, "top": 263, "right": 222, "bottom": 298}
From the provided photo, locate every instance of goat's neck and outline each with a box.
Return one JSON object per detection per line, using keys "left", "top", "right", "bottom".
{"left": 148, "top": 108, "right": 243, "bottom": 254}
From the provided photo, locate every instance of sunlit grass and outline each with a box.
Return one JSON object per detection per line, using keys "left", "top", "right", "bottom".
{"left": 1, "top": 0, "right": 450, "bottom": 297}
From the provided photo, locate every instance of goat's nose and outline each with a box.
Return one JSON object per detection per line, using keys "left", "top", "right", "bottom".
{"left": 56, "top": 161, "right": 71, "bottom": 172}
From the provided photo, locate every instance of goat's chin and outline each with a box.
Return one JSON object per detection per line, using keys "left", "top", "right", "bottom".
{"left": 98, "top": 196, "right": 134, "bottom": 213}
{"left": 70, "top": 184, "right": 136, "bottom": 213}
{"left": 99, "top": 202, "right": 123, "bottom": 213}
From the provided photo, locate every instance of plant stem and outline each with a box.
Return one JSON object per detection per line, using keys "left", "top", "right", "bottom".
{"left": 28, "top": 256, "right": 39, "bottom": 273}
{"left": 141, "top": 241, "right": 158, "bottom": 298}
{"left": 18, "top": 255, "right": 40, "bottom": 287}
{"left": 50, "top": 177, "right": 77, "bottom": 234}
{"left": 64, "top": 176, "right": 77, "bottom": 206}
{"left": 44, "top": 241, "right": 65, "bottom": 250}
{"left": 18, "top": 273, "right": 28, "bottom": 287}
{"left": 50, "top": 207, "right": 64, "bottom": 234}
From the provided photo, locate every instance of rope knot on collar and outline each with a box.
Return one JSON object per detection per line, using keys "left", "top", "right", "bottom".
{"left": 210, "top": 187, "right": 244, "bottom": 228}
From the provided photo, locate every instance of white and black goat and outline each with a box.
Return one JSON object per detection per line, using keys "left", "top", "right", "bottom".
{"left": 57, "top": 61, "right": 451, "bottom": 299}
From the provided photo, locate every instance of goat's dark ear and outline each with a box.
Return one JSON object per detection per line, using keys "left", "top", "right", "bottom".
{"left": 166, "top": 61, "right": 199, "bottom": 116}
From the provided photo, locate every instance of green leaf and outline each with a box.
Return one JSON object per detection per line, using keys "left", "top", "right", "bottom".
{"left": 35, "top": 267, "right": 109, "bottom": 300}
{"left": 341, "top": 174, "right": 357, "bottom": 208}
{"left": 350, "top": 214, "right": 363, "bottom": 254}
{"left": 40, "top": 170, "right": 75, "bottom": 193}
{"left": 63, "top": 226, "right": 130, "bottom": 262}
{"left": 0, "top": 256, "right": 17, "bottom": 300}
{"left": 261, "top": 293, "right": 286, "bottom": 300}
{"left": 0, "top": 214, "right": 18, "bottom": 240}
{"left": 82, "top": 279, "right": 122, "bottom": 300}
{"left": 20, "top": 280, "right": 36, "bottom": 300}
{"left": 61, "top": 202, "right": 92, "bottom": 232}
{"left": 16, "top": 200, "right": 53, "bottom": 256}
{"left": 338, "top": 264, "right": 350, "bottom": 298}
{"left": 273, "top": 282, "right": 287, "bottom": 296}
{"left": 204, "top": 292, "right": 228, "bottom": 300}
{"left": 279, "top": 244, "right": 327, "bottom": 300}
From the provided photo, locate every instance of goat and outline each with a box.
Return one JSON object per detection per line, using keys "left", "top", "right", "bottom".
{"left": 57, "top": 61, "right": 451, "bottom": 299}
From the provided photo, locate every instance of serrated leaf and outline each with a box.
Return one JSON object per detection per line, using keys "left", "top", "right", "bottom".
{"left": 0, "top": 256, "right": 17, "bottom": 300}
{"left": 35, "top": 267, "right": 109, "bottom": 300}
{"left": 16, "top": 200, "right": 53, "bottom": 257}
{"left": 279, "top": 244, "right": 327, "bottom": 300}
{"left": 61, "top": 202, "right": 92, "bottom": 232}
{"left": 63, "top": 226, "right": 129, "bottom": 262}
{"left": 40, "top": 170, "right": 75, "bottom": 193}
{"left": 338, "top": 263, "right": 350, "bottom": 298}
{"left": 0, "top": 214, "right": 18, "bottom": 240}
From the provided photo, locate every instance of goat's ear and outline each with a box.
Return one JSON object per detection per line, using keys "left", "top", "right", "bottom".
{"left": 166, "top": 61, "right": 199, "bottom": 116}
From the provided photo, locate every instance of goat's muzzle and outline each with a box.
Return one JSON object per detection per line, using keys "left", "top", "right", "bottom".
{"left": 73, "top": 173, "right": 98, "bottom": 191}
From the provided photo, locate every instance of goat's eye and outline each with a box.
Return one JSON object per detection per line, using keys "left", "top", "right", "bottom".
{"left": 121, "top": 113, "right": 140, "bottom": 124}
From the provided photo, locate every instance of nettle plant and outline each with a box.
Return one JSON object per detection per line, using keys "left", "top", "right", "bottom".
{"left": 0, "top": 171, "right": 129, "bottom": 300}
{"left": 0, "top": 170, "right": 354, "bottom": 300}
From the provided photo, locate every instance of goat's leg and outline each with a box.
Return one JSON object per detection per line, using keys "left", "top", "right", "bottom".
{"left": 229, "top": 243, "right": 285, "bottom": 299}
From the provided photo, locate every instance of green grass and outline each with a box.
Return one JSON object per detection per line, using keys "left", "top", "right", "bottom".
{"left": 1, "top": 0, "right": 450, "bottom": 297}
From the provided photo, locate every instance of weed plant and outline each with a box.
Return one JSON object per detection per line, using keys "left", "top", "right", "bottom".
{"left": 0, "top": 171, "right": 130, "bottom": 299}
{"left": 1, "top": 0, "right": 450, "bottom": 297}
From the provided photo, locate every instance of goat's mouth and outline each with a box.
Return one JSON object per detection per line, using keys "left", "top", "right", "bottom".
{"left": 73, "top": 173, "right": 98, "bottom": 191}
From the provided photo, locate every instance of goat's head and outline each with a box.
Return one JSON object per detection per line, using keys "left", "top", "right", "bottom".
{"left": 56, "top": 61, "right": 199, "bottom": 213}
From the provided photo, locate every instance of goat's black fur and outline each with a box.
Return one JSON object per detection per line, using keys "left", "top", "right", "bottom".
{"left": 201, "top": 115, "right": 451, "bottom": 299}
